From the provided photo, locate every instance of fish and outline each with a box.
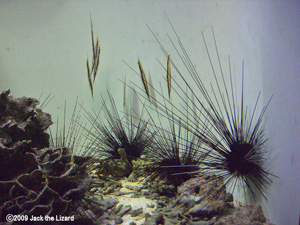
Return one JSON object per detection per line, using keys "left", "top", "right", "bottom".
{"left": 86, "top": 17, "right": 101, "bottom": 98}
{"left": 167, "top": 55, "right": 171, "bottom": 99}
{"left": 138, "top": 58, "right": 151, "bottom": 101}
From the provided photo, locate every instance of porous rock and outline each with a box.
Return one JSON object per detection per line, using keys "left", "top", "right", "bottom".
{"left": 0, "top": 146, "right": 92, "bottom": 223}
{"left": 0, "top": 89, "right": 52, "bottom": 149}
{"left": 97, "top": 148, "right": 133, "bottom": 178}
{"left": 214, "top": 204, "right": 274, "bottom": 225}
{"left": 0, "top": 91, "right": 100, "bottom": 224}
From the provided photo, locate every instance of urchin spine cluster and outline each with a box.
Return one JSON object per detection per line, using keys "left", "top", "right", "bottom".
{"left": 131, "top": 24, "right": 276, "bottom": 203}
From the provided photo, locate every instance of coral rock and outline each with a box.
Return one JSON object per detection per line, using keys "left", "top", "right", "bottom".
{"left": 0, "top": 91, "right": 95, "bottom": 224}
{"left": 215, "top": 204, "right": 274, "bottom": 225}
{"left": 0, "top": 89, "right": 52, "bottom": 149}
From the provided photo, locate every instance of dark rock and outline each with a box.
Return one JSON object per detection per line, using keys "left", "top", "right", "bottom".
{"left": 157, "top": 201, "right": 167, "bottom": 208}
{"left": 0, "top": 146, "right": 93, "bottom": 222}
{"left": 177, "top": 175, "right": 226, "bottom": 201}
{"left": 173, "top": 193, "right": 198, "bottom": 208}
{"left": 132, "top": 192, "right": 142, "bottom": 197}
{"left": 104, "top": 198, "right": 119, "bottom": 210}
{"left": 131, "top": 207, "right": 143, "bottom": 217}
{"left": 125, "top": 184, "right": 143, "bottom": 192}
{"left": 115, "top": 217, "right": 123, "bottom": 224}
{"left": 129, "top": 222, "right": 137, "bottom": 225}
{"left": 0, "top": 90, "right": 52, "bottom": 149}
{"left": 114, "top": 204, "right": 123, "bottom": 214}
{"left": 187, "top": 219, "right": 216, "bottom": 225}
{"left": 117, "top": 205, "right": 132, "bottom": 217}
{"left": 97, "top": 148, "right": 133, "bottom": 178}
{"left": 187, "top": 200, "right": 227, "bottom": 219}
{"left": 0, "top": 91, "right": 102, "bottom": 224}
{"left": 156, "top": 184, "right": 176, "bottom": 197}
{"left": 214, "top": 204, "right": 273, "bottom": 225}
{"left": 142, "top": 190, "right": 151, "bottom": 196}
{"left": 225, "top": 193, "right": 233, "bottom": 203}
{"left": 0, "top": 141, "right": 37, "bottom": 181}
{"left": 147, "top": 203, "right": 155, "bottom": 208}
{"left": 127, "top": 170, "right": 139, "bottom": 182}
{"left": 143, "top": 213, "right": 165, "bottom": 225}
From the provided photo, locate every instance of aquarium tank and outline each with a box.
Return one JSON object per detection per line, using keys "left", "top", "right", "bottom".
{"left": 0, "top": 1, "right": 300, "bottom": 225}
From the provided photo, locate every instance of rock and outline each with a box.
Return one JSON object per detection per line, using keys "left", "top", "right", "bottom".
{"left": 104, "top": 198, "right": 119, "bottom": 209}
{"left": 148, "top": 192, "right": 160, "bottom": 200}
{"left": 118, "top": 205, "right": 132, "bottom": 217}
{"left": 187, "top": 219, "right": 216, "bottom": 225}
{"left": 114, "top": 204, "right": 123, "bottom": 214}
{"left": 188, "top": 201, "right": 216, "bottom": 218}
{"left": 214, "top": 204, "right": 273, "bottom": 225}
{"left": 143, "top": 213, "right": 165, "bottom": 225}
{"left": 173, "top": 193, "right": 198, "bottom": 209}
{"left": 97, "top": 148, "right": 133, "bottom": 177}
{"left": 178, "top": 175, "right": 226, "bottom": 200}
{"left": 156, "top": 184, "right": 176, "bottom": 197}
{"left": 0, "top": 147, "right": 89, "bottom": 219}
{"left": 127, "top": 170, "right": 139, "bottom": 182}
{"left": 129, "top": 222, "right": 137, "bottom": 225}
{"left": 147, "top": 203, "right": 155, "bottom": 208}
{"left": 115, "top": 217, "right": 123, "bottom": 224}
{"left": 0, "top": 89, "right": 52, "bottom": 149}
{"left": 114, "top": 191, "right": 135, "bottom": 196}
{"left": 131, "top": 207, "right": 143, "bottom": 217}
{"left": 132, "top": 192, "right": 142, "bottom": 197}
{"left": 157, "top": 201, "right": 167, "bottom": 208}
{"left": 177, "top": 176, "right": 206, "bottom": 195}
{"left": 0, "top": 136, "right": 93, "bottom": 222}
{"left": 125, "top": 184, "right": 143, "bottom": 192}
{"left": 225, "top": 193, "right": 233, "bottom": 203}
{"left": 142, "top": 189, "right": 151, "bottom": 196}
{"left": 0, "top": 91, "right": 115, "bottom": 224}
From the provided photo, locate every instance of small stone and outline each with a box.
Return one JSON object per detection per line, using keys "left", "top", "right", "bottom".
{"left": 188, "top": 220, "right": 216, "bottom": 225}
{"left": 125, "top": 184, "right": 143, "bottom": 191}
{"left": 132, "top": 192, "right": 142, "bottom": 197}
{"left": 127, "top": 172, "right": 139, "bottom": 182}
{"left": 214, "top": 204, "right": 269, "bottom": 225}
{"left": 103, "top": 186, "right": 114, "bottom": 194}
{"left": 157, "top": 201, "right": 167, "bottom": 208}
{"left": 143, "top": 213, "right": 165, "bottom": 225}
{"left": 173, "top": 193, "right": 196, "bottom": 208}
{"left": 156, "top": 204, "right": 162, "bottom": 209}
{"left": 108, "top": 214, "right": 119, "bottom": 220}
{"left": 162, "top": 211, "right": 177, "bottom": 219}
{"left": 104, "top": 198, "right": 118, "bottom": 209}
{"left": 114, "top": 191, "right": 128, "bottom": 196}
{"left": 115, "top": 218, "right": 123, "bottom": 224}
{"left": 114, "top": 204, "right": 123, "bottom": 214}
{"left": 187, "top": 201, "right": 221, "bottom": 219}
{"left": 225, "top": 193, "right": 233, "bottom": 202}
{"left": 131, "top": 207, "right": 143, "bottom": 217}
{"left": 142, "top": 190, "right": 150, "bottom": 196}
{"left": 159, "top": 196, "right": 170, "bottom": 202}
{"left": 144, "top": 213, "right": 152, "bottom": 218}
{"left": 118, "top": 205, "right": 132, "bottom": 217}
{"left": 149, "top": 193, "right": 160, "bottom": 200}
{"left": 129, "top": 222, "right": 137, "bottom": 225}
{"left": 147, "top": 203, "right": 155, "bottom": 208}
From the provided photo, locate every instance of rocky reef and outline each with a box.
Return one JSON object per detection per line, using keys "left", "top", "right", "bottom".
{"left": 0, "top": 90, "right": 274, "bottom": 225}
{"left": 89, "top": 157, "right": 274, "bottom": 225}
{"left": 0, "top": 90, "right": 94, "bottom": 224}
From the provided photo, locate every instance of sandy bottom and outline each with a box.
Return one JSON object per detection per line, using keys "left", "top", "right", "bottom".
{"left": 107, "top": 179, "right": 157, "bottom": 225}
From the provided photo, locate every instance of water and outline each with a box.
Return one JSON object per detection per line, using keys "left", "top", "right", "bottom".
{"left": 1, "top": 2, "right": 300, "bottom": 224}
